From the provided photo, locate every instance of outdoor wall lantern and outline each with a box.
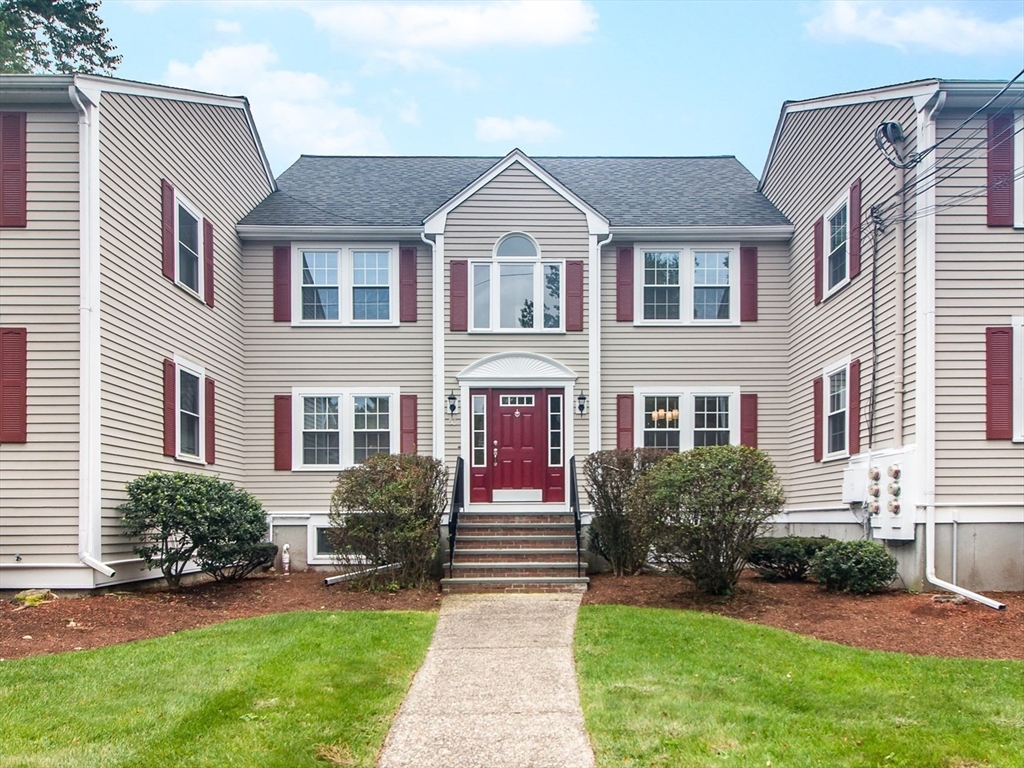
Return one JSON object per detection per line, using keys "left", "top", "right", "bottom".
{"left": 576, "top": 391, "right": 587, "bottom": 417}
{"left": 446, "top": 390, "right": 458, "bottom": 420}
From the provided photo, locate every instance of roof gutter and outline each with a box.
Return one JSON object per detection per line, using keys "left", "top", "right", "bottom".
{"left": 610, "top": 224, "right": 793, "bottom": 241}
{"left": 236, "top": 224, "right": 424, "bottom": 241}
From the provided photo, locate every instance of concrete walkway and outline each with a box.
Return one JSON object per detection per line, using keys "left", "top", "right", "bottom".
{"left": 377, "top": 593, "right": 596, "bottom": 768}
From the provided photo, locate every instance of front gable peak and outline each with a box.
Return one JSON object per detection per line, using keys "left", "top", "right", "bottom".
{"left": 423, "top": 149, "right": 609, "bottom": 236}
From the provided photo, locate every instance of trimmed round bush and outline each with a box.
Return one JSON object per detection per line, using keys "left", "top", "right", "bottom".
{"left": 809, "top": 539, "right": 898, "bottom": 594}
{"left": 746, "top": 536, "right": 834, "bottom": 582}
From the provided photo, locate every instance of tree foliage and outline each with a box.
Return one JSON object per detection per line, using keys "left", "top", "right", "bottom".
{"left": 1, "top": 0, "right": 120, "bottom": 74}
{"left": 327, "top": 453, "right": 448, "bottom": 589}
{"left": 119, "top": 471, "right": 272, "bottom": 587}
{"left": 633, "top": 444, "right": 785, "bottom": 595}
{"left": 583, "top": 448, "right": 670, "bottom": 576}
{"left": 809, "top": 539, "right": 898, "bottom": 594}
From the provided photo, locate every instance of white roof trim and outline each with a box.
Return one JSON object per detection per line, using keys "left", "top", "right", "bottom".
{"left": 424, "top": 149, "right": 609, "bottom": 236}
{"left": 457, "top": 351, "right": 578, "bottom": 385}
{"left": 73, "top": 74, "right": 277, "bottom": 193}
{"left": 237, "top": 224, "right": 423, "bottom": 241}
{"left": 611, "top": 225, "right": 793, "bottom": 241}
{"left": 760, "top": 80, "right": 940, "bottom": 190}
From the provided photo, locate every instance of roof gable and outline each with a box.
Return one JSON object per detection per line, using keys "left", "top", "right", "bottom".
{"left": 423, "top": 149, "right": 608, "bottom": 235}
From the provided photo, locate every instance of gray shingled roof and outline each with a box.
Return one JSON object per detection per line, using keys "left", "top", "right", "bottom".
{"left": 239, "top": 155, "right": 789, "bottom": 228}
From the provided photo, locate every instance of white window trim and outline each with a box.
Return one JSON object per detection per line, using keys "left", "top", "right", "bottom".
{"left": 173, "top": 354, "right": 205, "bottom": 464}
{"left": 493, "top": 231, "right": 541, "bottom": 259}
{"left": 633, "top": 243, "right": 740, "bottom": 326}
{"left": 822, "top": 190, "right": 851, "bottom": 301}
{"left": 291, "top": 243, "right": 399, "bottom": 327}
{"left": 291, "top": 386, "right": 400, "bottom": 471}
{"left": 1013, "top": 317, "right": 1023, "bottom": 442}
{"left": 822, "top": 356, "right": 851, "bottom": 461}
{"left": 632, "top": 386, "right": 741, "bottom": 450}
{"left": 307, "top": 513, "right": 371, "bottom": 566}
{"left": 468, "top": 257, "right": 566, "bottom": 333}
{"left": 173, "top": 191, "right": 205, "bottom": 301}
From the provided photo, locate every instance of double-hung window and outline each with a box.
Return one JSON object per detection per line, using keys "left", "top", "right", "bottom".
{"left": 471, "top": 233, "right": 563, "bottom": 332}
{"left": 635, "top": 244, "right": 739, "bottom": 325}
{"left": 175, "top": 195, "right": 203, "bottom": 296}
{"left": 636, "top": 387, "right": 739, "bottom": 451}
{"left": 174, "top": 357, "right": 205, "bottom": 462}
{"left": 293, "top": 244, "right": 398, "bottom": 325}
{"left": 822, "top": 359, "right": 849, "bottom": 458}
{"left": 293, "top": 388, "right": 399, "bottom": 469}
{"left": 824, "top": 194, "right": 849, "bottom": 298}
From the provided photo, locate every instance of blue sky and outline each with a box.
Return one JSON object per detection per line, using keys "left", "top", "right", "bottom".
{"left": 104, "top": 0, "right": 1024, "bottom": 178}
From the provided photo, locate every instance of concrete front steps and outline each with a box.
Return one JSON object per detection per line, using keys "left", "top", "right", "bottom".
{"left": 441, "top": 506, "right": 589, "bottom": 594}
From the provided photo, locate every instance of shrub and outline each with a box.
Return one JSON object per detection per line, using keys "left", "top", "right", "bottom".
{"left": 746, "top": 536, "right": 834, "bottom": 582}
{"left": 119, "top": 472, "right": 271, "bottom": 587}
{"left": 809, "top": 539, "right": 898, "bottom": 594}
{"left": 583, "top": 448, "right": 670, "bottom": 576}
{"left": 327, "top": 453, "right": 447, "bottom": 589}
{"left": 632, "top": 445, "right": 785, "bottom": 596}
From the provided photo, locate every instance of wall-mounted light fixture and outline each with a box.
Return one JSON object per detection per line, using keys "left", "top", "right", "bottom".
{"left": 446, "top": 390, "right": 458, "bottom": 421}
{"left": 576, "top": 391, "right": 587, "bottom": 417}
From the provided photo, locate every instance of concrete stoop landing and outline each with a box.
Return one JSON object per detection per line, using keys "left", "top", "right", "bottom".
{"left": 441, "top": 507, "right": 589, "bottom": 594}
{"left": 377, "top": 593, "right": 596, "bottom": 768}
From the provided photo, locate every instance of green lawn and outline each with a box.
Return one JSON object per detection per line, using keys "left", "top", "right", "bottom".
{"left": 575, "top": 605, "right": 1024, "bottom": 768}
{"left": 0, "top": 611, "right": 436, "bottom": 768}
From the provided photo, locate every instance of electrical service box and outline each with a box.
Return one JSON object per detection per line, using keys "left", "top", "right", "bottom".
{"left": 842, "top": 447, "right": 916, "bottom": 541}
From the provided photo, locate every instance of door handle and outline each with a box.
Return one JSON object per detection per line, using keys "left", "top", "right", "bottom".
{"left": 492, "top": 440, "right": 498, "bottom": 467}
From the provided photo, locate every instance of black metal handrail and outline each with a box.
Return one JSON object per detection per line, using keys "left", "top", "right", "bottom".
{"left": 569, "top": 455, "right": 582, "bottom": 578}
{"left": 447, "top": 456, "right": 465, "bottom": 578}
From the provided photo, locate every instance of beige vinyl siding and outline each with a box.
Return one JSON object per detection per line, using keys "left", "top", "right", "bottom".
{"left": 97, "top": 92, "right": 271, "bottom": 559}
{"left": 932, "top": 111, "right": 1024, "bottom": 503}
{"left": 242, "top": 244, "right": 433, "bottom": 511}
{"left": 761, "top": 96, "right": 920, "bottom": 507}
{"left": 443, "top": 163, "right": 591, "bottom": 465}
{"left": 599, "top": 242, "right": 790, "bottom": 470}
{"left": 0, "top": 106, "right": 81, "bottom": 564}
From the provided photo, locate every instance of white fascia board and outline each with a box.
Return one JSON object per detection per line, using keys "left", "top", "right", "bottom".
{"left": 236, "top": 225, "right": 423, "bottom": 241}
{"left": 423, "top": 149, "right": 609, "bottom": 236}
{"left": 74, "top": 75, "right": 277, "bottom": 193}
{"left": 610, "top": 225, "right": 793, "bottom": 242}
{"left": 760, "top": 80, "right": 940, "bottom": 190}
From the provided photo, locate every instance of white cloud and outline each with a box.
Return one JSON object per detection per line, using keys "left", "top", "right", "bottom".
{"left": 475, "top": 116, "right": 562, "bottom": 143}
{"left": 806, "top": 1, "right": 1024, "bottom": 55}
{"left": 398, "top": 100, "right": 421, "bottom": 127}
{"left": 165, "top": 45, "right": 387, "bottom": 170}
{"left": 214, "top": 20, "right": 242, "bottom": 34}
{"left": 303, "top": 0, "right": 597, "bottom": 49}
{"left": 362, "top": 50, "right": 481, "bottom": 89}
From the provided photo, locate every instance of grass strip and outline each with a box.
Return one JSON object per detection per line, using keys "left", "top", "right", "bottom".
{"left": 576, "top": 605, "right": 1024, "bottom": 767}
{"left": 0, "top": 610, "right": 436, "bottom": 768}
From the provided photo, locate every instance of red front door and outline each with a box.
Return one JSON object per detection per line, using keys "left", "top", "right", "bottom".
{"left": 468, "top": 388, "right": 565, "bottom": 503}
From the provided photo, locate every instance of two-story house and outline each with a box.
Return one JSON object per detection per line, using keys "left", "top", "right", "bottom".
{"left": 2, "top": 74, "right": 1020, "bottom": 596}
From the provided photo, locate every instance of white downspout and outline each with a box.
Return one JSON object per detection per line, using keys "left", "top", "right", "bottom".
{"left": 69, "top": 83, "right": 115, "bottom": 579}
{"left": 422, "top": 232, "right": 444, "bottom": 460}
{"left": 589, "top": 233, "right": 612, "bottom": 453}
{"left": 916, "top": 91, "right": 1004, "bottom": 610}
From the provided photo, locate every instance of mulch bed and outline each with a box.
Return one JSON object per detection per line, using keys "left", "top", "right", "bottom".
{"left": 2, "top": 570, "right": 1021, "bottom": 661}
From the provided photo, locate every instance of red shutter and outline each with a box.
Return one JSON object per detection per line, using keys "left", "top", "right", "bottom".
{"left": 986, "top": 327, "right": 1013, "bottom": 439}
{"left": 987, "top": 114, "right": 1014, "bottom": 227}
{"left": 0, "top": 327, "right": 28, "bottom": 443}
{"left": 400, "top": 394, "right": 418, "bottom": 454}
{"left": 566, "top": 259, "right": 584, "bottom": 331}
{"left": 203, "top": 218, "right": 215, "bottom": 307}
{"left": 399, "top": 247, "right": 418, "bottom": 322}
{"left": 813, "top": 217, "right": 823, "bottom": 305}
{"left": 740, "top": 246, "right": 758, "bottom": 322}
{"left": 740, "top": 393, "right": 758, "bottom": 448}
{"left": 163, "top": 358, "right": 176, "bottom": 457}
{"left": 849, "top": 179, "right": 862, "bottom": 279}
{"left": 450, "top": 260, "right": 468, "bottom": 332}
{"left": 205, "top": 377, "right": 216, "bottom": 464}
{"left": 273, "top": 245, "right": 291, "bottom": 323}
{"left": 0, "top": 112, "right": 27, "bottom": 228}
{"left": 616, "top": 394, "right": 634, "bottom": 450}
{"left": 812, "top": 377, "right": 823, "bottom": 462}
{"left": 274, "top": 394, "right": 292, "bottom": 470}
{"left": 616, "top": 247, "right": 633, "bottom": 322}
{"left": 849, "top": 359, "right": 861, "bottom": 455}
{"left": 161, "top": 179, "right": 175, "bottom": 280}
